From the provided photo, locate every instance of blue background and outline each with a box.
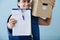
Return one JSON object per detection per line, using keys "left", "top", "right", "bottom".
{"left": 0, "top": 0, "right": 60, "bottom": 40}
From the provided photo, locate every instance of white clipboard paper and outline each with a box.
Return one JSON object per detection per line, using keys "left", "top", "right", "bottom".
{"left": 11, "top": 9, "right": 31, "bottom": 36}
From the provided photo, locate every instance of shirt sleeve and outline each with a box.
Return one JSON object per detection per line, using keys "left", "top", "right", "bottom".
{"left": 7, "top": 15, "right": 12, "bottom": 34}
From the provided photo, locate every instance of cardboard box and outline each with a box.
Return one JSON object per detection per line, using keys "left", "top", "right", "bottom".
{"left": 32, "top": 0, "right": 52, "bottom": 18}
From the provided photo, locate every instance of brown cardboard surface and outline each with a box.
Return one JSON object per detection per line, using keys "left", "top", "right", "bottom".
{"left": 32, "top": 0, "right": 52, "bottom": 18}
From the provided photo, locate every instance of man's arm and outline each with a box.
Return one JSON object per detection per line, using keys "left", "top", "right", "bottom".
{"left": 7, "top": 15, "right": 12, "bottom": 33}
{"left": 39, "top": 17, "right": 51, "bottom": 26}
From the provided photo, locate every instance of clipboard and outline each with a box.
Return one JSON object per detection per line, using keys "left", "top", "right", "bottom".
{"left": 10, "top": 8, "right": 32, "bottom": 36}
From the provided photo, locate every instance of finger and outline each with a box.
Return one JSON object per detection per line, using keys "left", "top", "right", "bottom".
{"left": 51, "top": 0, "right": 55, "bottom": 2}
{"left": 49, "top": 0, "right": 55, "bottom": 9}
{"left": 10, "top": 21, "right": 16, "bottom": 25}
{"left": 10, "top": 18, "right": 16, "bottom": 21}
{"left": 49, "top": 0, "right": 55, "bottom": 4}
{"left": 10, "top": 20, "right": 16, "bottom": 22}
{"left": 9, "top": 20, "right": 17, "bottom": 24}
{"left": 11, "top": 22, "right": 16, "bottom": 24}
{"left": 49, "top": 1, "right": 55, "bottom": 6}
{"left": 9, "top": 20, "right": 16, "bottom": 24}
{"left": 9, "top": 19, "right": 16, "bottom": 22}
{"left": 11, "top": 20, "right": 17, "bottom": 22}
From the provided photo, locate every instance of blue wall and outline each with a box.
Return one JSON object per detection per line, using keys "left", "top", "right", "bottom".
{"left": 0, "top": 0, "right": 17, "bottom": 40}
{"left": 0, "top": 0, "right": 60, "bottom": 40}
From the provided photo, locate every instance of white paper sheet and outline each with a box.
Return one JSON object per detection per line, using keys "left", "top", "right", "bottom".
{"left": 11, "top": 9, "right": 31, "bottom": 36}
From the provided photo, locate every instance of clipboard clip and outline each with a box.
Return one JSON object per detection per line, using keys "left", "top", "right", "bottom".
{"left": 22, "top": 15, "right": 25, "bottom": 20}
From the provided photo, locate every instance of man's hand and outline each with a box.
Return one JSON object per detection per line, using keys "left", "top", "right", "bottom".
{"left": 50, "top": 0, "right": 55, "bottom": 9}
{"left": 8, "top": 18, "right": 17, "bottom": 29}
{"left": 39, "top": 18, "right": 51, "bottom": 26}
